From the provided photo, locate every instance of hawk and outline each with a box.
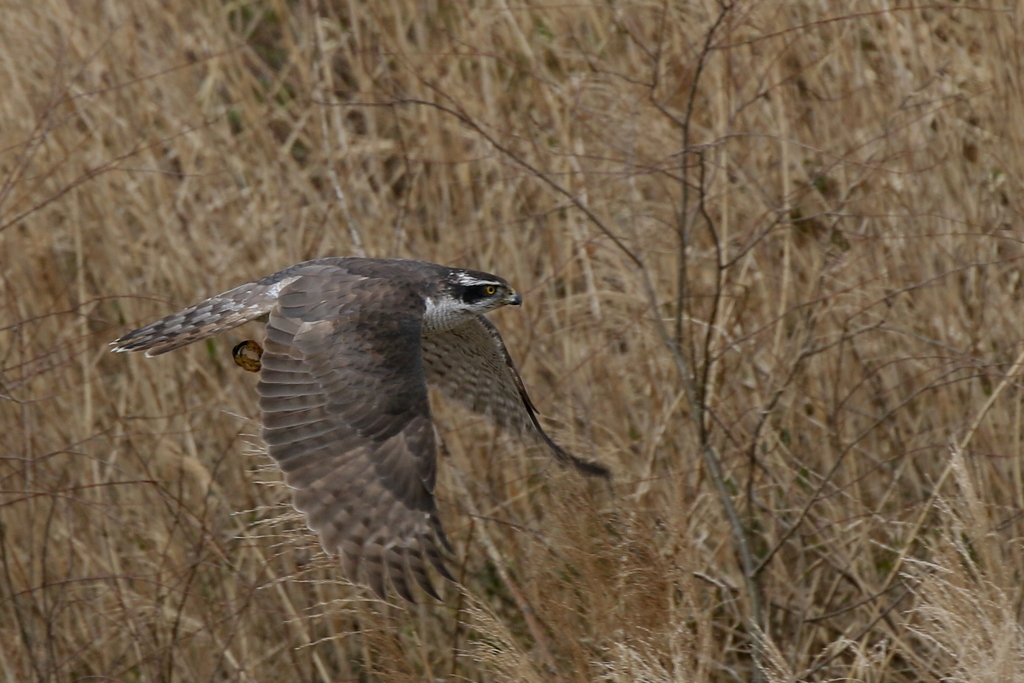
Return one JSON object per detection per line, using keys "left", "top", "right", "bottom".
{"left": 111, "top": 258, "right": 608, "bottom": 601}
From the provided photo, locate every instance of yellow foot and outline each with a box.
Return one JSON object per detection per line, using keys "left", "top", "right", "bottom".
{"left": 232, "top": 340, "right": 264, "bottom": 372}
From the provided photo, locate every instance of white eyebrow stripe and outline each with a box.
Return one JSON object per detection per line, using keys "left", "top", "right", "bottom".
{"left": 454, "top": 273, "right": 501, "bottom": 286}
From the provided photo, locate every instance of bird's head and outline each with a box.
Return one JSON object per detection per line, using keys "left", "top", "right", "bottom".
{"left": 423, "top": 268, "right": 521, "bottom": 332}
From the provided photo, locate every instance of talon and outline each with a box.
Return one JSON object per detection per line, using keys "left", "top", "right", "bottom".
{"left": 232, "top": 340, "right": 263, "bottom": 372}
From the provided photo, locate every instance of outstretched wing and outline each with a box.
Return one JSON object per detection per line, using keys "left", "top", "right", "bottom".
{"left": 421, "top": 316, "right": 609, "bottom": 478}
{"left": 259, "top": 272, "right": 452, "bottom": 601}
{"left": 110, "top": 269, "right": 304, "bottom": 356}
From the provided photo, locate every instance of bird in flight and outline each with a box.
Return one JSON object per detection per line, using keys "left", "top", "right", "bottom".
{"left": 111, "top": 258, "right": 608, "bottom": 601}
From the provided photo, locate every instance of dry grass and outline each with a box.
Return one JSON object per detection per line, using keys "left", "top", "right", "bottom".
{"left": 2, "top": 0, "right": 1023, "bottom": 680}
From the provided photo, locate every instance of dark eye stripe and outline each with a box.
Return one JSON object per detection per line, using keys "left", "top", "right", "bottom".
{"left": 463, "top": 284, "right": 500, "bottom": 302}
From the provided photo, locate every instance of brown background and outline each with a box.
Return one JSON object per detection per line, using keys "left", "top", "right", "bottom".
{"left": 1, "top": 1, "right": 1022, "bottom": 681}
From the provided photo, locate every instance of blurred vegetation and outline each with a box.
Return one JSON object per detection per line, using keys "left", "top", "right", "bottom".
{"left": 2, "top": 1, "right": 1023, "bottom": 681}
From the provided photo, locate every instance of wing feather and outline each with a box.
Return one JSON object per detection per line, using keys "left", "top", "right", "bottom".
{"left": 258, "top": 274, "right": 449, "bottom": 601}
{"left": 422, "top": 316, "right": 609, "bottom": 478}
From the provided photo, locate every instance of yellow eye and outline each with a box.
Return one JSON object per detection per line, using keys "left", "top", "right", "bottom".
{"left": 484, "top": 285, "right": 497, "bottom": 295}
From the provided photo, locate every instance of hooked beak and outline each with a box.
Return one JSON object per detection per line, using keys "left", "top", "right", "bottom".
{"left": 506, "top": 290, "right": 522, "bottom": 306}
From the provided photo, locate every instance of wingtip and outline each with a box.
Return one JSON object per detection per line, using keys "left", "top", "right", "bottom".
{"left": 542, "top": 432, "right": 611, "bottom": 480}
{"left": 580, "top": 459, "right": 612, "bottom": 480}
{"left": 565, "top": 450, "right": 612, "bottom": 479}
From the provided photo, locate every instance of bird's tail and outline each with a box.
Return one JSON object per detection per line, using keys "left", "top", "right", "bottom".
{"left": 110, "top": 275, "right": 297, "bottom": 356}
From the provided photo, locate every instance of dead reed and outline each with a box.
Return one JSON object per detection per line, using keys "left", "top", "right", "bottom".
{"left": 2, "top": 1, "right": 1023, "bottom": 680}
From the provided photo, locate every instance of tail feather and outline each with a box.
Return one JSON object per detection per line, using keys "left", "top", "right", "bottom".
{"left": 111, "top": 276, "right": 298, "bottom": 356}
